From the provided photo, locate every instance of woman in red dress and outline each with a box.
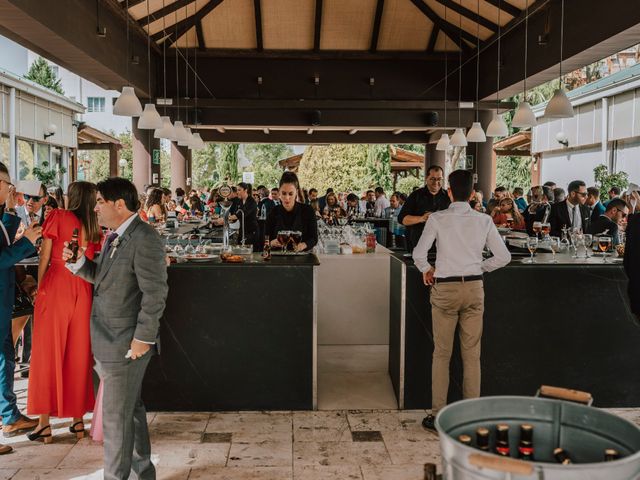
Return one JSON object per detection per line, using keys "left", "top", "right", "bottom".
{"left": 27, "top": 181, "right": 102, "bottom": 443}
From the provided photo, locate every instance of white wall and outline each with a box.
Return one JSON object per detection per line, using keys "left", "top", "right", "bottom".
{"left": 540, "top": 146, "right": 603, "bottom": 190}
{"left": 614, "top": 138, "right": 640, "bottom": 185}
{"left": 0, "top": 36, "right": 28, "bottom": 76}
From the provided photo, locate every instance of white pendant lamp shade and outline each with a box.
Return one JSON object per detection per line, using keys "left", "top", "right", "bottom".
{"left": 512, "top": 101, "right": 537, "bottom": 128}
{"left": 466, "top": 122, "right": 486, "bottom": 143}
{"left": 154, "top": 116, "right": 176, "bottom": 140}
{"left": 138, "top": 103, "right": 163, "bottom": 129}
{"left": 113, "top": 86, "right": 143, "bottom": 117}
{"left": 189, "top": 132, "right": 206, "bottom": 150}
{"left": 486, "top": 114, "right": 509, "bottom": 137}
{"left": 178, "top": 127, "right": 193, "bottom": 146}
{"left": 450, "top": 128, "right": 468, "bottom": 147}
{"left": 436, "top": 133, "right": 450, "bottom": 151}
{"left": 544, "top": 88, "right": 574, "bottom": 118}
{"left": 173, "top": 121, "right": 189, "bottom": 143}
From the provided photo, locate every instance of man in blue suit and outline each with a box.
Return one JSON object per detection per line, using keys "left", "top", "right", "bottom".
{"left": 0, "top": 162, "right": 42, "bottom": 449}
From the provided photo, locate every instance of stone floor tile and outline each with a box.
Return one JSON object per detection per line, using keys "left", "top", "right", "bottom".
{"left": 0, "top": 442, "right": 75, "bottom": 469}
{"left": 10, "top": 469, "right": 102, "bottom": 480}
{"left": 227, "top": 441, "right": 293, "bottom": 467}
{"left": 206, "top": 412, "right": 292, "bottom": 434}
{"left": 361, "top": 464, "right": 436, "bottom": 480}
{"left": 294, "top": 465, "right": 363, "bottom": 480}
{"left": 294, "top": 442, "right": 391, "bottom": 467}
{"left": 293, "top": 411, "right": 351, "bottom": 442}
{"left": 318, "top": 373, "right": 397, "bottom": 410}
{"left": 202, "top": 432, "right": 233, "bottom": 443}
{"left": 152, "top": 442, "right": 229, "bottom": 468}
{"left": 230, "top": 429, "right": 293, "bottom": 443}
{"left": 351, "top": 431, "right": 383, "bottom": 442}
{"left": 381, "top": 436, "right": 440, "bottom": 465}
{"left": 154, "top": 413, "right": 210, "bottom": 423}
{"left": 0, "top": 470, "right": 18, "bottom": 480}
{"left": 57, "top": 438, "right": 104, "bottom": 469}
{"left": 188, "top": 466, "right": 293, "bottom": 480}
{"left": 156, "top": 467, "right": 193, "bottom": 480}
{"left": 381, "top": 427, "right": 439, "bottom": 444}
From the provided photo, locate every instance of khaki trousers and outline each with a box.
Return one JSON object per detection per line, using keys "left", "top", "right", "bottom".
{"left": 429, "top": 280, "right": 484, "bottom": 414}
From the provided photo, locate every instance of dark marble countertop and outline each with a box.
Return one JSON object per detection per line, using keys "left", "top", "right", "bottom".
{"left": 169, "top": 253, "right": 320, "bottom": 267}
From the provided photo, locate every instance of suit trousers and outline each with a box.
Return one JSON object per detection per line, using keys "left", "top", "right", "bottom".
{"left": 429, "top": 280, "right": 484, "bottom": 414}
{"left": 96, "top": 354, "right": 155, "bottom": 480}
{"left": 0, "top": 318, "right": 20, "bottom": 424}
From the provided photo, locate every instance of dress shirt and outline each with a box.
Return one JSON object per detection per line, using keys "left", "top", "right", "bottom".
{"left": 413, "top": 202, "right": 511, "bottom": 276}
{"left": 374, "top": 195, "right": 391, "bottom": 217}
{"left": 566, "top": 200, "right": 582, "bottom": 231}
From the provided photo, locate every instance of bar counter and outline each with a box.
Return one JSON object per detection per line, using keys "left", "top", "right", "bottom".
{"left": 389, "top": 252, "right": 640, "bottom": 408}
{"left": 142, "top": 253, "right": 319, "bottom": 411}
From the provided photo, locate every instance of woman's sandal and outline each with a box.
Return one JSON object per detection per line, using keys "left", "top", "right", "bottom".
{"left": 69, "top": 421, "right": 85, "bottom": 440}
{"left": 27, "top": 425, "right": 52, "bottom": 444}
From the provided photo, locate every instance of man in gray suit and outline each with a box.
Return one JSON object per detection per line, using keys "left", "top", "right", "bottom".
{"left": 63, "top": 178, "right": 167, "bottom": 480}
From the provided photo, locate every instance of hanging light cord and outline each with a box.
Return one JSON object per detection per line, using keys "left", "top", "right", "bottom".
{"left": 443, "top": 5, "right": 448, "bottom": 128}
{"left": 559, "top": 0, "right": 564, "bottom": 85}
{"left": 126, "top": 0, "right": 130, "bottom": 86}
{"left": 194, "top": 2, "right": 199, "bottom": 126}
{"left": 475, "top": 0, "right": 480, "bottom": 122}
{"left": 184, "top": 5, "right": 189, "bottom": 126}
{"left": 146, "top": 0, "right": 152, "bottom": 104}
{"left": 162, "top": 0, "right": 167, "bottom": 116}
{"left": 175, "top": 8, "right": 180, "bottom": 121}
{"left": 495, "top": 0, "right": 501, "bottom": 114}
{"left": 458, "top": 5, "right": 462, "bottom": 127}
{"left": 523, "top": 0, "right": 528, "bottom": 100}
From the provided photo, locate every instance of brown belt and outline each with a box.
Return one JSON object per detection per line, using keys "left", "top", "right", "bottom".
{"left": 434, "top": 275, "right": 483, "bottom": 284}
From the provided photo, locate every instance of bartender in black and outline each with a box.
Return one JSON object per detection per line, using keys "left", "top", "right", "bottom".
{"left": 398, "top": 165, "right": 450, "bottom": 252}
{"left": 229, "top": 182, "right": 259, "bottom": 249}
{"left": 265, "top": 172, "right": 318, "bottom": 252}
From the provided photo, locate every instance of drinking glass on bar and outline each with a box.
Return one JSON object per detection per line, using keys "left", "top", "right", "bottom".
{"left": 548, "top": 236, "right": 560, "bottom": 263}
{"left": 532, "top": 221, "right": 542, "bottom": 239}
{"left": 582, "top": 234, "right": 593, "bottom": 259}
{"left": 599, "top": 235, "right": 612, "bottom": 263}
{"left": 277, "top": 230, "right": 291, "bottom": 254}
{"left": 290, "top": 231, "right": 302, "bottom": 252}
{"left": 541, "top": 222, "right": 551, "bottom": 239}
{"left": 526, "top": 237, "right": 538, "bottom": 264}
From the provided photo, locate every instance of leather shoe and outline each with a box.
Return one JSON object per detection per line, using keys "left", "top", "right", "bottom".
{"left": 0, "top": 443, "right": 12, "bottom": 455}
{"left": 421, "top": 414, "right": 437, "bottom": 432}
{"left": 3, "top": 414, "right": 38, "bottom": 437}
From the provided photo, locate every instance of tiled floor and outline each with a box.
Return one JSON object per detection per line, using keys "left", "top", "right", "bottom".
{"left": 4, "top": 368, "right": 640, "bottom": 479}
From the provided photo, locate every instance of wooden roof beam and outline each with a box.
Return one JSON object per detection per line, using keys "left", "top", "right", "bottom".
{"left": 427, "top": 24, "right": 440, "bottom": 52}
{"left": 314, "top": 0, "right": 323, "bottom": 52}
{"left": 152, "top": 0, "right": 225, "bottom": 43}
{"left": 483, "top": 0, "right": 521, "bottom": 18}
{"left": 137, "top": 0, "right": 195, "bottom": 27}
{"left": 196, "top": 20, "right": 205, "bottom": 49}
{"left": 433, "top": 0, "right": 498, "bottom": 33}
{"left": 254, "top": 0, "right": 263, "bottom": 52}
{"left": 408, "top": 0, "right": 475, "bottom": 52}
{"left": 369, "top": 0, "right": 385, "bottom": 52}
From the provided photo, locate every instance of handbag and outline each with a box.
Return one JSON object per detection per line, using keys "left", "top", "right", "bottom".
{"left": 12, "top": 271, "right": 34, "bottom": 319}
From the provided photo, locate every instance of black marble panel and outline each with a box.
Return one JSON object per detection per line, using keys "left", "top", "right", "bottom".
{"left": 143, "top": 260, "right": 316, "bottom": 411}
{"left": 392, "top": 256, "right": 640, "bottom": 408}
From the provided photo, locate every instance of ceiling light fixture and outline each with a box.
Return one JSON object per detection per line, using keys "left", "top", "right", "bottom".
{"left": 512, "top": 0, "right": 537, "bottom": 128}
{"left": 544, "top": 0, "right": 574, "bottom": 118}
{"left": 113, "top": 0, "right": 142, "bottom": 117}
{"left": 467, "top": 0, "right": 486, "bottom": 143}
{"left": 487, "top": 0, "right": 509, "bottom": 137}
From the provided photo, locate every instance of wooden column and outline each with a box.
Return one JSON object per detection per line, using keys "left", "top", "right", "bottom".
{"left": 170, "top": 142, "right": 189, "bottom": 194}
{"left": 109, "top": 144, "right": 119, "bottom": 177}
{"left": 474, "top": 110, "right": 496, "bottom": 197}
{"left": 132, "top": 117, "right": 160, "bottom": 191}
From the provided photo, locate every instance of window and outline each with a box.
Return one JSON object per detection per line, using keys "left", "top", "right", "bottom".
{"left": 0, "top": 137, "right": 8, "bottom": 165}
{"left": 17, "top": 139, "right": 35, "bottom": 181}
{"left": 87, "top": 97, "right": 105, "bottom": 113}
{"left": 50, "top": 65, "right": 59, "bottom": 78}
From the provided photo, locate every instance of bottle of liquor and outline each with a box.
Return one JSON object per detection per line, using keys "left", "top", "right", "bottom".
{"left": 423, "top": 463, "right": 437, "bottom": 480}
{"left": 476, "top": 427, "right": 490, "bottom": 452}
{"left": 262, "top": 236, "right": 271, "bottom": 261}
{"left": 553, "top": 447, "right": 572, "bottom": 464}
{"left": 495, "top": 424, "right": 510, "bottom": 457}
{"left": 604, "top": 449, "right": 620, "bottom": 462}
{"left": 458, "top": 434, "right": 472, "bottom": 446}
{"left": 67, "top": 228, "right": 80, "bottom": 263}
{"left": 518, "top": 424, "right": 534, "bottom": 460}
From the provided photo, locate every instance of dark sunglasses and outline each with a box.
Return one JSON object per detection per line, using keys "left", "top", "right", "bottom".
{"left": 24, "top": 194, "right": 43, "bottom": 201}
{"left": 576, "top": 191, "right": 588, "bottom": 197}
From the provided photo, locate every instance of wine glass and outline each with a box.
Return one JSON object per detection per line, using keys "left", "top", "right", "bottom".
{"left": 631, "top": 197, "right": 637, "bottom": 214}
{"left": 526, "top": 237, "right": 538, "bottom": 264}
{"left": 541, "top": 222, "right": 551, "bottom": 239}
{"left": 173, "top": 244, "right": 185, "bottom": 256}
{"left": 598, "top": 235, "right": 612, "bottom": 263}
{"left": 548, "top": 236, "right": 560, "bottom": 263}
{"left": 582, "top": 234, "right": 593, "bottom": 259}
{"left": 532, "top": 221, "right": 542, "bottom": 239}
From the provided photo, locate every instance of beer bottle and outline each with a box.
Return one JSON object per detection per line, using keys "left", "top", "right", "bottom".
{"left": 262, "top": 236, "right": 271, "bottom": 261}
{"left": 458, "top": 434, "right": 472, "bottom": 446}
{"left": 553, "top": 447, "right": 572, "bottom": 464}
{"left": 518, "top": 424, "right": 534, "bottom": 460}
{"left": 68, "top": 228, "right": 80, "bottom": 263}
{"left": 495, "top": 424, "right": 510, "bottom": 457}
{"left": 423, "top": 463, "right": 437, "bottom": 480}
{"left": 476, "top": 427, "right": 490, "bottom": 452}
{"left": 604, "top": 449, "right": 620, "bottom": 461}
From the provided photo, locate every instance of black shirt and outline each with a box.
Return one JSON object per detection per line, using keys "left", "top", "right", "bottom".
{"left": 398, "top": 187, "right": 451, "bottom": 252}
{"left": 258, "top": 198, "right": 276, "bottom": 220}
{"left": 230, "top": 196, "right": 259, "bottom": 246}
{"left": 265, "top": 202, "right": 319, "bottom": 250}
{"left": 588, "top": 214, "right": 619, "bottom": 243}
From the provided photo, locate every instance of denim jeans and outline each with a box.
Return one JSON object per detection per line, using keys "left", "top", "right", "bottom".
{"left": 0, "top": 320, "right": 20, "bottom": 424}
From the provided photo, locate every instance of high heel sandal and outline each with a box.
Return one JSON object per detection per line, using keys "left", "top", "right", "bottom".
{"left": 69, "top": 421, "right": 85, "bottom": 439}
{"left": 27, "top": 425, "right": 52, "bottom": 444}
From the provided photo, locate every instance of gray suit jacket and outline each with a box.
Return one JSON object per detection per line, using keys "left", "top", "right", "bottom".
{"left": 76, "top": 215, "right": 168, "bottom": 362}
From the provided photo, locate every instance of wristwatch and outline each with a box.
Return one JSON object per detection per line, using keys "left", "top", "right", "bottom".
{"left": 5, "top": 207, "right": 16, "bottom": 215}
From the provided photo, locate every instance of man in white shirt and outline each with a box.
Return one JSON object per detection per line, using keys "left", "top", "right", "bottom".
{"left": 374, "top": 187, "right": 391, "bottom": 217}
{"left": 412, "top": 169, "right": 511, "bottom": 431}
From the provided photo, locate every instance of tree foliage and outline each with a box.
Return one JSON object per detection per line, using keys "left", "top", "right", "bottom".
{"left": 242, "top": 144, "right": 294, "bottom": 187}
{"left": 25, "top": 57, "right": 64, "bottom": 95}
{"left": 218, "top": 143, "right": 239, "bottom": 184}
{"left": 192, "top": 143, "right": 221, "bottom": 188}
{"left": 594, "top": 164, "right": 629, "bottom": 201}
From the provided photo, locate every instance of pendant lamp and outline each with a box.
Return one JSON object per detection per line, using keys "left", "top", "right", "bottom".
{"left": 154, "top": 116, "right": 176, "bottom": 140}
{"left": 450, "top": 128, "right": 468, "bottom": 147}
{"left": 436, "top": 133, "right": 450, "bottom": 151}
{"left": 467, "top": 0, "right": 486, "bottom": 143}
{"left": 190, "top": 133, "right": 206, "bottom": 150}
{"left": 467, "top": 122, "right": 486, "bottom": 143}
{"left": 178, "top": 127, "right": 193, "bottom": 147}
{"left": 138, "top": 103, "right": 163, "bottom": 129}
{"left": 113, "top": 1, "right": 142, "bottom": 117}
{"left": 512, "top": 0, "right": 537, "bottom": 128}
{"left": 436, "top": 5, "right": 450, "bottom": 152}
{"left": 173, "top": 121, "right": 189, "bottom": 143}
{"left": 544, "top": 0, "right": 573, "bottom": 118}
{"left": 487, "top": 0, "right": 507, "bottom": 137}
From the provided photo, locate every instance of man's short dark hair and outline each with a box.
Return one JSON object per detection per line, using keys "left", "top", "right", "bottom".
{"left": 0, "top": 162, "right": 8, "bottom": 175}
{"left": 426, "top": 165, "right": 443, "bottom": 177}
{"left": 326, "top": 188, "right": 334, "bottom": 194}
{"left": 448, "top": 170, "right": 474, "bottom": 202}
{"left": 237, "top": 182, "right": 252, "bottom": 195}
{"left": 97, "top": 177, "right": 140, "bottom": 213}
{"left": 375, "top": 187, "right": 384, "bottom": 195}
{"left": 513, "top": 187, "right": 524, "bottom": 196}
{"left": 567, "top": 180, "right": 586, "bottom": 194}
{"left": 271, "top": 187, "right": 279, "bottom": 192}
{"left": 587, "top": 186, "right": 600, "bottom": 198}
{"left": 366, "top": 190, "right": 374, "bottom": 195}
{"left": 162, "top": 187, "right": 171, "bottom": 196}
{"left": 543, "top": 181, "right": 556, "bottom": 188}
{"left": 309, "top": 188, "right": 318, "bottom": 195}
{"left": 609, "top": 186, "right": 621, "bottom": 196}
{"left": 256, "top": 185, "right": 266, "bottom": 191}
{"left": 606, "top": 198, "right": 627, "bottom": 212}
{"left": 543, "top": 186, "right": 555, "bottom": 203}
{"left": 494, "top": 186, "right": 507, "bottom": 193}
{"left": 346, "top": 193, "right": 358, "bottom": 202}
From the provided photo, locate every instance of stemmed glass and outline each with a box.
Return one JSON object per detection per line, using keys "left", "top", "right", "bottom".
{"left": 532, "top": 222, "right": 542, "bottom": 239}
{"left": 526, "top": 237, "right": 538, "bottom": 264}
{"left": 184, "top": 236, "right": 196, "bottom": 255}
{"left": 548, "top": 236, "right": 560, "bottom": 263}
{"left": 582, "top": 234, "right": 593, "bottom": 259}
{"left": 598, "top": 235, "right": 612, "bottom": 263}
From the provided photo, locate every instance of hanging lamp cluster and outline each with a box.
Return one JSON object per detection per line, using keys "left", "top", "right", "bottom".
{"left": 113, "top": 0, "right": 206, "bottom": 150}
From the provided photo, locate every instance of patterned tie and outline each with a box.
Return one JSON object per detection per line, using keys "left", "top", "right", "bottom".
{"left": 103, "top": 232, "right": 119, "bottom": 253}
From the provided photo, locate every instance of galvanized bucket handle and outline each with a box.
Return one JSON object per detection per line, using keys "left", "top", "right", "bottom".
{"left": 468, "top": 453, "right": 534, "bottom": 476}
{"left": 535, "top": 385, "right": 594, "bottom": 406}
